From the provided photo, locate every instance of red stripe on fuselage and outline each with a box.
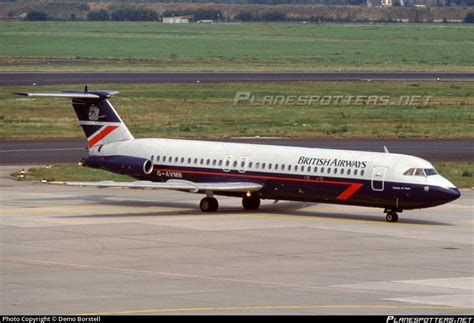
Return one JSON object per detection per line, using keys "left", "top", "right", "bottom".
{"left": 155, "top": 167, "right": 363, "bottom": 200}
{"left": 87, "top": 125, "right": 119, "bottom": 147}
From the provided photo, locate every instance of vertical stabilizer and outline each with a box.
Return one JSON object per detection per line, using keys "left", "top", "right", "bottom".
{"left": 14, "top": 90, "right": 134, "bottom": 147}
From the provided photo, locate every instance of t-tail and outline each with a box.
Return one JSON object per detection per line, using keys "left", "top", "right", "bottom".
{"left": 14, "top": 88, "right": 134, "bottom": 147}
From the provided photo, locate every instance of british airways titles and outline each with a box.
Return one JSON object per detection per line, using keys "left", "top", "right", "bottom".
{"left": 298, "top": 156, "right": 368, "bottom": 169}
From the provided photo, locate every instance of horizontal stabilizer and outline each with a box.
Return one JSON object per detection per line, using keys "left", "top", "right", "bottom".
{"left": 49, "top": 179, "right": 263, "bottom": 193}
{"left": 13, "top": 90, "right": 119, "bottom": 100}
{"left": 14, "top": 92, "right": 101, "bottom": 99}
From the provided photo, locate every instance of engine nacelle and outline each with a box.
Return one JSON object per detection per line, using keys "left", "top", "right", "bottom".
{"left": 84, "top": 155, "right": 153, "bottom": 177}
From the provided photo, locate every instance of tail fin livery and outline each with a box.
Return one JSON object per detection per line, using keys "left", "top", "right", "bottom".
{"left": 14, "top": 89, "right": 134, "bottom": 147}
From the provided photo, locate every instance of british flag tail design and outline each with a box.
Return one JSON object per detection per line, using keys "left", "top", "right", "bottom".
{"left": 14, "top": 90, "right": 134, "bottom": 147}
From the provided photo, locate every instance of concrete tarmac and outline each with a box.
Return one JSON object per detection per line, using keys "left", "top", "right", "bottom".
{"left": 1, "top": 166, "right": 473, "bottom": 315}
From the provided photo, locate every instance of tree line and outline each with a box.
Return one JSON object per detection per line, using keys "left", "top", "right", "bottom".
{"left": 22, "top": 5, "right": 474, "bottom": 23}
{"left": 5, "top": 0, "right": 473, "bottom": 4}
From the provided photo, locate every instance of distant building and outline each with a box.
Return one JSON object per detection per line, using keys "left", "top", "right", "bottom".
{"left": 367, "top": 0, "right": 426, "bottom": 6}
{"left": 163, "top": 17, "right": 190, "bottom": 24}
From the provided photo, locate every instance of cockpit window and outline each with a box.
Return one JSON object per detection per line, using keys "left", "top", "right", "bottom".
{"left": 414, "top": 168, "right": 425, "bottom": 176}
{"left": 403, "top": 168, "right": 438, "bottom": 177}
{"left": 424, "top": 168, "right": 438, "bottom": 176}
{"left": 403, "top": 168, "right": 416, "bottom": 176}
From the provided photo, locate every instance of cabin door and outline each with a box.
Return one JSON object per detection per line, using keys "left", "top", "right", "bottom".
{"left": 223, "top": 155, "right": 233, "bottom": 172}
{"left": 371, "top": 166, "right": 387, "bottom": 191}
{"left": 238, "top": 156, "right": 249, "bottom": 173}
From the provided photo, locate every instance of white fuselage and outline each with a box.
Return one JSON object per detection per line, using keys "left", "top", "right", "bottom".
{"left": 88, "top": 138, "right": 458, "bottom": 210}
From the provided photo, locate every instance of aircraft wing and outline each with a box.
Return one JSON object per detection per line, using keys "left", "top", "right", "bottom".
{"left": 49, "top": 179, "right": 263, "bottom": 193}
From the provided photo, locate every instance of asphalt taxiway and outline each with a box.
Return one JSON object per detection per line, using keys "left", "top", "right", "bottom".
{"left": 1, "top": 166, "right": 472, "bottom": 315}
{"left": 1, "top": 139, "right": 472, "bottom": 165}
{"left": 2, "top": 72, "right": 474, "bottom": 86}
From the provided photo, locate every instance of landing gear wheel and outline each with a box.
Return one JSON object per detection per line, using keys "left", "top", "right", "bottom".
{"left": 242, "top": 196, "right": 260, "bottom": 210}
{"left": 200, "top": 197, "right": 218, "bottom": 212}
{"left": 386, "top": 212, "right": 399, "bottom": 223}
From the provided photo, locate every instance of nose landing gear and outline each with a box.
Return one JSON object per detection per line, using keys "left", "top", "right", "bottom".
{"left": 384, "top": 208, "right": 402, "bottom": 223}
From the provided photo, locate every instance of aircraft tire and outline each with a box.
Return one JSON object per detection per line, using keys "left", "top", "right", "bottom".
{"left": 200, "top": 197, "right": 218, "bottom": 212}
{"left": 386, "top": 212, "right": 399, "bottom": 223}
{"left": 242, "top": 196, "right": 260, "bottom": 210}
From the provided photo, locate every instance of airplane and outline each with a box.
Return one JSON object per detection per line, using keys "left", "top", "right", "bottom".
{"left": 14, "top": 88, "right": 461, "bottom": 222}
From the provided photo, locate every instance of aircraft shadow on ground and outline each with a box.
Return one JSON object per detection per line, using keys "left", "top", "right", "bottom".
{"left": 29, "top": 194, "right": 451, "bottom": 226}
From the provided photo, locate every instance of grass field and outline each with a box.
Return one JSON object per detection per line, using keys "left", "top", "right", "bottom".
{"left": 13, "top": 162, "right": 474, "bottom": 188}
{"left": 1, "top": 82, "right": 473, "bottom": 139}
{"left": 1, "top": 21, "right": 474, "bottom": 71}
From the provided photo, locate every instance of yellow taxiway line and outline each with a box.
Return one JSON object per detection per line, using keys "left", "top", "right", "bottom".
{"left": 77, "top": 304, "right": 474, "bottom": 315}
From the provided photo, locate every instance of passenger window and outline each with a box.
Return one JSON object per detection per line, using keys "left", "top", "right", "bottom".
{"left": 181, "top": 157, "right": 184, "bottom": 163}
{"left": 262, "top": 163, "right": 266, "bottom": 169}
{"left": 163, "top": 156, "right": 167, "bottom": 162}
{"left": 233, "top": 160, "right": 237, "bottom": 167}
{"left": 248, "top": 162, "right": 253, "bottom": 168}
{"left": 314, "top": 166, "right": 318, "bottom": 173}
{"left": 307, "top": 166, "right": 311, "bottom": 172}
{"left": 321, "top": 167, "right": 324, "bottom": 173}
{"left": 168, "top": 156, "right": 172, "bottom": 162}
{"left": 194, "top": 158, "right": 198, "bottom": 164}
{"left": 361, "top": 170, "right": 365, "bottom": 176}
{"left": 213, "top": 159, "right": 217, "bottom": 166}
{"left": 175, "top": 157, "right": 178, "bottom": 163}
{"left": 275, "top": 164, "right": 279, "bottom": 170}
{"left": 206, "top": 159, "right": 210, "bottom": 165}
{"left": 281, "top": 164, "right": 285, "bottom": 171}
{"left": 255, "top": 162, "right": 260, "bottom": 169}
{"left": 354, "top": 169, "right": 358, "bottom": 176}
{"left": 187, "top": 157, "right": 191, "bottom": 163}
{"left": 341, "top": 169, "right": 345, "bottom": 175}
{"left": 347, "top": 169, "right": 351, "bottom": 175}
{"left": 334, "top": 168, "right": 338, "bottom": 174}
{"left": 268, "top": 163, "right": 272, "bottom": 170}
{"left": 327, "top": 168, "right": 331, "bottom": 174}
{"left": 287, "top": 165, "right": 291, "bottom": 171}
{"left": 294, "top": 165, "right": 298, "bottom": 172}
{"left": 151, "top": 155, "right": 154, "bottom": 161}
{"left": 219, "top": 160, "right": 223, "bottom": 166}
{"left": 200, "top": 158, "right": 204, "bottom": 165}
{"left": 157, "top": 156, "right": 160, "bottom": 162}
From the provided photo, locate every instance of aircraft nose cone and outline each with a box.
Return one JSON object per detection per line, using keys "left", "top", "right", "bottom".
{"left": 447, "top": 187, "right": 461, "bottom": 201}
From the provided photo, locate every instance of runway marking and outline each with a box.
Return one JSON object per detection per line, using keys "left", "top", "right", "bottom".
{"left": 0, "top": 256, "right": 395, "bottom": 298}
{"left": 76, "top": 304, "right": 474, "bottom": 315}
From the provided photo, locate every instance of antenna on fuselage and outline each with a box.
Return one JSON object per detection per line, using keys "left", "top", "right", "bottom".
{"left": 384, "top": 146, "right": 390, "bottom": 153}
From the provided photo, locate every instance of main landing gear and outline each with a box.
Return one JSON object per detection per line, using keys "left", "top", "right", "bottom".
{"left": 199, "top": 195, "right": 261, "bottom": 212}
{"left": 242, "top": 196, "right": 261, "bottom": 210}
{"left": 384, "top": 208, "right": 402, "bottom": 223}
{"left": 200, "top": 197, "right": 218, "bottom": 212}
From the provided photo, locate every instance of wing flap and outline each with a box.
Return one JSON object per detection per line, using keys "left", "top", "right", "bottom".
{"left": 49, "top": 179, "right": 262, "bottom": 193}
